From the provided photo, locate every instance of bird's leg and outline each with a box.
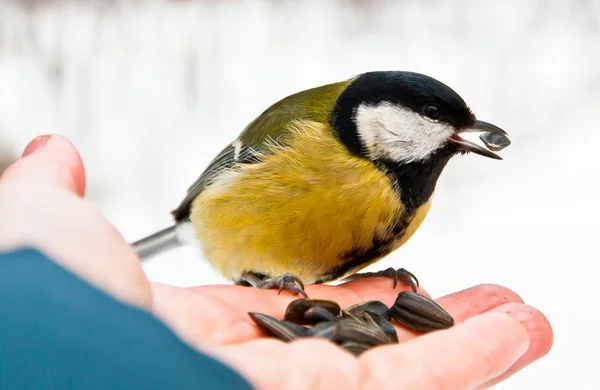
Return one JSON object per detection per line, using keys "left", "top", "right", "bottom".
{"left": 237, "top": 272, "right": 308, "bottom": 298}
{"left": 344, "top": 267, "right": 419, "bottom": 292}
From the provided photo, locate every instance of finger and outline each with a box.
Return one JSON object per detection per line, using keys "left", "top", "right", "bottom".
{"left": 390, "top": 283, "right": 524, "bottom": 342}
{"left": 1, "top": 134, "right": 86, "bottom": 197}
{"left": 477, "top": 303, "right": 553, "bottom": 389}
{"left": 360, "top": 310, "right": 530, "bottom": 390}
{"left": 434, "top": 283, "right": 524, "bottom": 320}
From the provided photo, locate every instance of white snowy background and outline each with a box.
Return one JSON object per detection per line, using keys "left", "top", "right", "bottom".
{"left": 1, "top": 0, "right": 599, "bottom": 387}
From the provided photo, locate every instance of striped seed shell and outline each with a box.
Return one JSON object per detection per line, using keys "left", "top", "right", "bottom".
{"left": 363, "top": 310, "right": 399, "bottom": 343}
{"left": 304, "top": 305, "right": 340, "bottom": 324}
{"left": 333, "top": 319, "right": 390, "bottom": 346}
{"left": 341, "top": 342, "right": 371, "bottom": 356}
{"left": 341, "top": 310, "right": 364, "bottom": 323}
{"left": 284, "top": 298, "right": 341, "bottom": 325}
{"left": 345, "top": 300, "right": 391, "bottom": 321}
{"left": 304, "top": 321, "right": 337, "bottom": 340}
{"left": 480, "top": 132, "right": 511, "bottom": 152}
{"left": 248, "top": 312, "right": 307, "bottom": 341}
{"left": 390, "top": 291, "right": 454, "bottom": 333}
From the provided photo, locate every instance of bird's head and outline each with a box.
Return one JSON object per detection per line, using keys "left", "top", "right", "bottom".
{"left": 332, "top": 71, "right": 508, "bottom": 164}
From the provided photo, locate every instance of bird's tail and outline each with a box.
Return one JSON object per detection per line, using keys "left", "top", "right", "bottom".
{"left": 131, "top": 225, "right": 183, "bottom": 261}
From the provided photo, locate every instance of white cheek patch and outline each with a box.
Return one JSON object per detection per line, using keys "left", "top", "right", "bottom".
{"left": 354, "top": 102, "right": 454, "bottom": 163}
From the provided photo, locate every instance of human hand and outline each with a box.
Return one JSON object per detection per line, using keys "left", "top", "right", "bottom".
{"left": 152, "top": 280, "right": 552, "bottom": 390}
{"left": 0, "top": 134, "right": 553, "bottom": 389}
{"left": 0, "top": 134, "right": 153, "bottom": 309}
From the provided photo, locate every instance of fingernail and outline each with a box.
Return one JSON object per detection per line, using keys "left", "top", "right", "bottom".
{"left": 22, "top": 135, "right": 52, "bottom": 157}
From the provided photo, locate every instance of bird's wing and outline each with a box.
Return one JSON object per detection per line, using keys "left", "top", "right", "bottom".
{"left": 170, "top": 142, "right": 259, "bottom": 221}
{"left": 170, "top": 80, "right": 350, "bottom": 222}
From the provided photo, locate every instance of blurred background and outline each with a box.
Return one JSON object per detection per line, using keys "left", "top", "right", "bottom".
{"left": 1, "top": 0, "right": 598, "bottom": 387}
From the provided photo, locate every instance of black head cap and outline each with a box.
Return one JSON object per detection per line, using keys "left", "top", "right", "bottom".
{"left": 331, "top": 71, "right": 476, "bottom": 157}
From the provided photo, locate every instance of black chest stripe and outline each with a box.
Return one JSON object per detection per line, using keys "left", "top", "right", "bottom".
{"left": 315, "top": 212, "right": 414, "bottom": 283}
{"left": 315, "top": 147, "right": 455, "bottom": 283}
{"left": 378, "top": 146, "right": 455, "bottom": 212}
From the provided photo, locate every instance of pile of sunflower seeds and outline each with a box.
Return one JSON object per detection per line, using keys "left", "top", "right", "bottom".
{"left": 248, "top": 291, "right": 454, "bottom": 356}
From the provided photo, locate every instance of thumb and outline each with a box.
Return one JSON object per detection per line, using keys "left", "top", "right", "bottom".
{"left": 1, "top": 134, "right": 86, "bottom": 197}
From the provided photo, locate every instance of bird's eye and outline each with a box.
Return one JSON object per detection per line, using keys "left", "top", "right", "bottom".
{"left": 423, "top": 104, "right": 441, "bottom": 120}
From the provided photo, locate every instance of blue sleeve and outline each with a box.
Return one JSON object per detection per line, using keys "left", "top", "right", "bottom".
{"left": 0, "top": 248, "right": 253, "bottom": 390}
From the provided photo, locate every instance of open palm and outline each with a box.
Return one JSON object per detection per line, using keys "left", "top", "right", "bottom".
{"left": 0, "top": 134, "right": 553, "bottom": 390}
{"left": 149, "top": 278, "right": 550, "bottom": 390}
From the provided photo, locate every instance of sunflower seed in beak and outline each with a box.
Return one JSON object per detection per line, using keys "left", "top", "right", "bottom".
{"left": 480, "top": 131, "right": 511, "bottom": 152}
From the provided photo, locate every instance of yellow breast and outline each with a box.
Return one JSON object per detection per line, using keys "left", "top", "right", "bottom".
{"left": 189, "top": 120, "right": 432, "bottom": 283}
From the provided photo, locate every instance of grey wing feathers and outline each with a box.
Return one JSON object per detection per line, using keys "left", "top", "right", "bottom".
{"left": 171, "top": 142, "right": 259, "bottom": 221}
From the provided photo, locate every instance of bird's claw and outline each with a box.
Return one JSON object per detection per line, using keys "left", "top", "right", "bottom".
{"left": 258, "top": 273, "right": 308, "bottom": 298}
{"left": 345, "top": 267, "right": 419, "bottom": 292}
{"left": 239, "top": 272, "right": 308, "bottom": 298}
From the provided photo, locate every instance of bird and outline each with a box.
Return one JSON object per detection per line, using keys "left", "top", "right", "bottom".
{"left": 131, "top": 71, "right": 509, "bottom": 297}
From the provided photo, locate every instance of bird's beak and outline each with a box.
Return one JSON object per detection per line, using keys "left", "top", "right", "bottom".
{"left": 448, "top": 120, "right": 508, "bottom": 160}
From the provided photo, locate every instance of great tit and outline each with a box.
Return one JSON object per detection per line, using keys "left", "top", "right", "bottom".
{"left": 132, "top": 71, "right": 508, "bottom": 297}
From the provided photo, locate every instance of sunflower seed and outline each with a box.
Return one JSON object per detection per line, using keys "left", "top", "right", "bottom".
{"left": 346, "top": 300, "right": 391, "bottom": 321}
{"left": 304, "top": 320, "right": 337, "bottom": 340}
{"left": 340, "top": 341, "right": 371, "bottom": 356}
{"left": 341, "top": 310, "right": 364, "bottom": 323}
{"left": 248, "top": 312, "right": 307, "bottom": 341}
{"left": 480, "top": 132, "right": 511, "bottom": 152}
{"left": 333, "top": 319, "right": 390, "bottom": 346}
{"left": 304, "top": 305, "right": 340, "bottom": 324}
{"left": 284, "top": 298, "right": 341, "bottom": 325}
{"left": 363, "top": 311, "right": 399, "bottom": 343}
{"left": 390, "top": 291, "right": 454, "bottom": 333}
